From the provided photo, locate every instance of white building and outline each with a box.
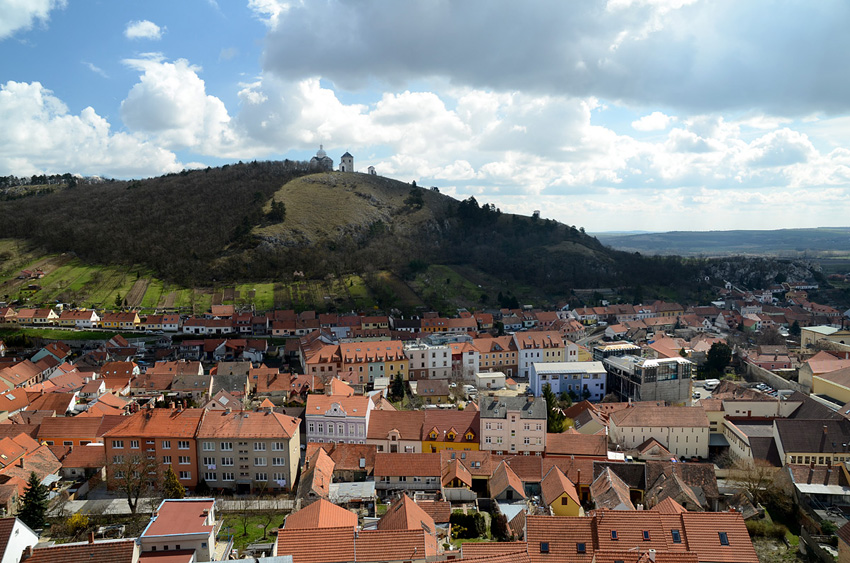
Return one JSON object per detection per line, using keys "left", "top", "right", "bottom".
{"left": 475, "top": 371, "right": 506, "bottom": 391}
{"left": 608, "top": 406, "right": 709, "bottom": 459}
{"left": 340, "top": 151, "right": 354, "bottom": 172}
{"left": 529, "top": 361, "right": 607, "bottom": 400}
{"left": 404, "top": 342, "right": 451, "bottom": 380}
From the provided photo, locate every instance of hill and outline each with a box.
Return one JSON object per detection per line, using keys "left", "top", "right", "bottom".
{"left": 0, "top": 162, "right": 825, "bottom": 312}
{"left": 597, "top": 228, "right": 850, "bottom": 258}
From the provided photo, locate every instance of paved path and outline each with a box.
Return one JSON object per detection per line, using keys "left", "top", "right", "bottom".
{"left": 53, "top": 497, "right": 295, "bottom": 517}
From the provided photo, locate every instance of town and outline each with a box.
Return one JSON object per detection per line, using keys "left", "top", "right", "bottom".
{"left": 0, "top": 276, "right": 847, "bottom": 563}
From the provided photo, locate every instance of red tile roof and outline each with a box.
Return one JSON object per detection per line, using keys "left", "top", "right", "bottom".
{"left": 284, "top": 498, "right": 357, "bottom": 530}
{"left": 23, "top": 539, "right": 137, "bottom": 563}
{"left": 374, "top": 453, "right": 441, "bottom": 478}
{"left": 103, "top": 408, "right": 204, "bottom": 439}
{"left": 143, "top": 499, "right": 215, "bottom": 537}
{"left": 541, "top": 465, "right": 579, "bottom": 507}
{"left": 196, "top": 409, "right": 299, "bottom": 439}
{"left": 378, "top": 494, "right": 436, "bottom": 534}
{"left": 545, "top": 432, "right": 607, "bottom": 457}
{"left": 366, "top": 410, "right": 424, "bottom": 441}
{"left": 490, "top": 460, "right": 526, "bottom": 499}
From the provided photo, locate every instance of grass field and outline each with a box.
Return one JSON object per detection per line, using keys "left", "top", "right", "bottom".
{"left": 219, "top": 513, "right": 285, "bottom": 552}
{"left": 0, "top": 328, "right": 143, "bottom": 341}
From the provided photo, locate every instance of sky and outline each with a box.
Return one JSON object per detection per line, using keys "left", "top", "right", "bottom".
{"left": 1, "top": 0, "right": 849, "bottom": 232}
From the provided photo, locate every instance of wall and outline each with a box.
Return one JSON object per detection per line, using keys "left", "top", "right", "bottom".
{"left": 746, "top": 362, "right": 808, "bottom": 393}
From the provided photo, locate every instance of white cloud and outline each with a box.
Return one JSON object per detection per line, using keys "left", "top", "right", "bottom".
{"left": 0, "top": 81, "right": 181, "bottom": 177}
{"left": 632, "top": 111, "right": 673, "bottom": 131}
{"left": 120, "top": 56, "right": 237, "bottom": 154}
{"left": 124, "top": 20, "right": 163, "bottom": 40}
{"left": 247, "top": 0, "right": 292, "bottom": 28}
{"left": 259, "top": 1, "right": 850, "bottom": 116}
{"left": 0, "top": 0, "right": 64, "bottom": 40}
{"left": 82, "top": 61, "right": 108, "bottom": 78}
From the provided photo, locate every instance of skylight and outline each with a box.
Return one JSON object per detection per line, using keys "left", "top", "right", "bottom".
{"left": 718, "top": 532, "right": 729, "bottom": 545}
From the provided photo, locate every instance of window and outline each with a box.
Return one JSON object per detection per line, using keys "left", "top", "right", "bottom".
{"left": 179, "top": 471, "right": 191, "bottom": 480}
{"left": 273, "top": 457, "right": 286, "bottom": 466}
{"left": 272, "top": 442, "right": 286, "bottom": 451}
{"left": 112, "top": 440, "right": 124, "bottom": 449}
{"left": 671, "top": 529, "right": 682, "bottom": 544}
{"left": 718, "top": 532, "right": 729, "bottom": 545}
{"left": 308, "top": 422, "right": 315, "bottom": 433}
{"left": 222, "top": 472, "right": 234, "bottom": 481}
{"left": 163, "top": 456, "right": 172, "bottom": 464}
{"left": 643, "top": 530, "right": 650, "bottom": 541}
{"left": 63, "top": 441, "right": 73, "bottom": 446}
{"left": 130, "top": 440, "right": 139, "bottom": 449}
{"left": 162, "top": 440, "right": 170, "bottom": 449}
{"left": 203, "top": 457, "right": 215, "bottom": 466}
{"left": 611, "top": 530, "right": 618, "bottom": 540}
{"left": 221, "top": 457, "right": 234, "bottom": 466}
{"left": 540, "top": 542, "right": 549, "bottom": 553}
{"left": 576, "top": 543, "right": 586, "bottom": 553}
{"left": 255, "top": 457, "right": 267, "bottom": 466}
{"left": 203, "top": 442, "right": 215, "bottom": 451}
{"left": 221, "top": 442, "right": 232, "bottom": 451}
{"left": 524, "top": 437, "right": 530, "bottom": 445}
{"left": 179, "top": 456, "right": 191, "bottom": 465}
{"left": 178, "top": 441, "right": 190, "bottom": 450}
{"left": 254, "top": 442, "right": 266, "bottom": 451}
{"left": 255, "top": 472, "right": 267, "bottom": 481}
{"left": 112, "top": 455, "right": 123, "bottom": 464}
{"left": 204, "top": 472, "right": 217, "bottom": 481}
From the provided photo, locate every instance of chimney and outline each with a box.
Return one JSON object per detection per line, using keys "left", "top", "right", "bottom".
{"left": 577, "top": 469, "right": 581, "bottom": 484}
{"left": 527, "top": 395, "right": 533, "bottom": 403}
{"left": 18, "top": 458, "right": 23, "bottom": 469}
{"left": 648, "top": 549, "right": 656, "bottom": 562}
{"left": 88, "top": 531, "right": 95, "bottom": 544}
{"left": 22, "top": 546, "right": 33, "bottom": 560}
{"left": 224, "top": 407, "right": 231, "bottom": 414}
{"left": 824, "top": 425, "right": 828, "bottom": 435}
{"left": 169, "top": 401, "right": 175, "bottom": 410}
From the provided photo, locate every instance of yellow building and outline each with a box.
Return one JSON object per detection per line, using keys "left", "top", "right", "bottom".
{"left": 421, "top": 410, "right": 479, "bottom": 453}
{"left": 541, "top": 466, "right": 583, "bottom": 517}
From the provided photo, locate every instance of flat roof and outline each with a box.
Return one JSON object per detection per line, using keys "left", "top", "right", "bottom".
{"left": 532, "top": 362, "right": 606, "bottom": 374}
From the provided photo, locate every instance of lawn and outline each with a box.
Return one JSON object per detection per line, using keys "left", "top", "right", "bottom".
{"left": 219, "top": 513, "right": 285, "bottom": 552}
{"left": 0, "top": 328, "right": 140, "bottom": 341}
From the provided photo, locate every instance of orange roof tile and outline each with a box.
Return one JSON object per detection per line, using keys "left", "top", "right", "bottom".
{"left": 24, "top": 539, "right": 137, "bottom": 563}
{"left": 196, "top": 409, "right": 299, "bottom": 439}
{"left": 541, "top": 465, "right": 579, "bottom": 507}
{"left": 490, "top": 460, "right": 526, "bottom": 499}
{"left": 378, "top": 494, "right": 436, "bottom": 533}
{"left": 284, "top": 499, "right": 357, "bottom": 530}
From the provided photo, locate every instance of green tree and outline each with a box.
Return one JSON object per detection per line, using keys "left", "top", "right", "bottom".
{"left": 389, "top": 373, "right": 406, "bottom": 402}
{"left": 789, "top": 320, "right": 801, "bottom": 337}
{"left": 19, "top": 472, "right": 49, "bottom": 530}
{"left": 114, "top": 293, "right": 122, "bottom": 309}
{"left": 704, "top": 342, "right": 732, "bottom": 377}
{"left": 163, "top": 466, "right": 185, "bottom": 499}
{"left": 542, "top": 384, "right": 565, "bottom": 433}
{"left": 268, "top": 199, "right": 286, "bottom": 222}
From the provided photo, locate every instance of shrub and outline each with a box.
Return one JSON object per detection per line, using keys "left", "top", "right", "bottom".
{"left": 746, "top": 519, "right": 788, "bottom": 540}
{"left": 66, "top": 513, "right": 89, "bottom": 536}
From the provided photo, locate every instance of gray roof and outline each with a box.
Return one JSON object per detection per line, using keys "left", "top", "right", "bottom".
{"left": 479, "top": 396, "right": 546, "bottom": 419}
{"left": 775, "top": 418, "right": 850, "bottom": 454}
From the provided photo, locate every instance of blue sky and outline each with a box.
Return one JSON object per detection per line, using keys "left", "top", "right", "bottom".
{"left": 1, "top": 0, "right": 849, "bottom": 232}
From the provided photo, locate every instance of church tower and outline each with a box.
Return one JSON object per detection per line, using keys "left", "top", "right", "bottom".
{"left": 339, "top": 152, "right": 354, "bottom": 172}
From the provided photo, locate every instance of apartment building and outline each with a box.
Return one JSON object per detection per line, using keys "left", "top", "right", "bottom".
{"left": 513, "top": 331, "right": 571, "bottom": 378}
{"left": 608, "top": 405, "right": 710, "bottom": 459}
{"left": 529, "top": 361, "right": 607, "bottom": 400}
{"left": 195, "top": 408, "right": 300, "bottom": 493}
{"left": 104, "top": 407, "right": 205, "bottom": 490}
{"left": 479, "top": 395, "right": 547, "bottom": 455}
{"left": 404, "top": 342, "right": 451, "bottom": 380}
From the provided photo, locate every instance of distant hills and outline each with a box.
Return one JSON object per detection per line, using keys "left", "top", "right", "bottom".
{"left": 596, "top": 228, "right": 850, "bottom": 259}
{"left": 0, "top": 162, "right": 828, "bottom": 312}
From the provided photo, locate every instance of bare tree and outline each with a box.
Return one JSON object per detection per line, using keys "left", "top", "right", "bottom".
{"left": 726, "top": 457, "right": 781, "bottom": 507}
{"left": 106, "top": 451, "right": 162, "bottom": 515}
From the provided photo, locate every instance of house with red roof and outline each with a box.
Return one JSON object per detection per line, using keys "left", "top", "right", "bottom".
{"left": 139, "top": 498, "right": 216, "bottom": 561}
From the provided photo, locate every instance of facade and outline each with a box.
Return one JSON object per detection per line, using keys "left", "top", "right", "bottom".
{"left": 305, "top": 392, "right": 373, "bottom": 445}
{"left": 529, "top": 361, "right": 607, "bottom": 399}
{"left": 479, "top": 396, "right": 546, "bottom": 455}
{"left": 196, "top": 408, "right": 300, "bottom": 492}
{"left": 473, "top": 336, "right": 518, "bottom": 377}
{"left": 592, "top": 342, "right": 642, "bottom": 362}
{"left": 604, "top": 355, "right": 693, "bottom": 403}
{"left": 404, "top": 342, "right": 451, "bottom": 380}
{"left": 104, "top": 407, "right": 205, "bottom": 490}
{"left": 608, "top": 406, "right": 710, "bottom": 459}
{"left": 513, "top": 331, "right": 569, "bottom": 378}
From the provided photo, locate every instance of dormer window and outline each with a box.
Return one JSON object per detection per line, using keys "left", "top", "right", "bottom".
{"left": 430, "top": 431, "right": 437, "bottom": 440}
{"left": 465, "top": 432, "right": 474, "bottom": 440}
{"left": 447, "top": 432, "right": 456, "bottom": 441}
